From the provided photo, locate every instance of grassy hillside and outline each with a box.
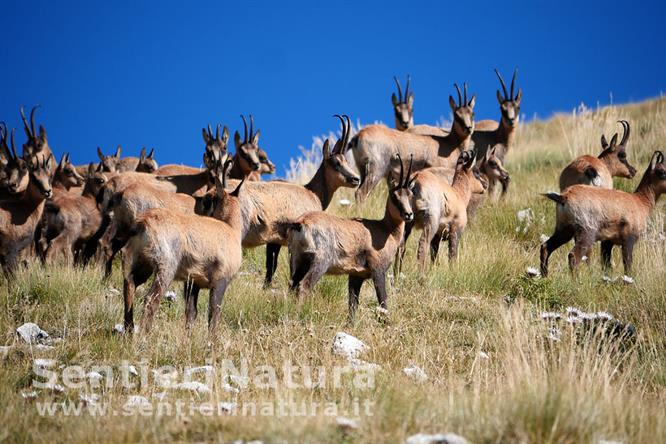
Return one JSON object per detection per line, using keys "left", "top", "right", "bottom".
{"left": 1, "top": 98, "right": 665, "bottom": 443}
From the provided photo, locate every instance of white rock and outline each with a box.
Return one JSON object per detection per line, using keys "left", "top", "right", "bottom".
{"left": 164, "top": 290, "right": 177, "bottom": 302}
{"left": 621, "top": 275, "right": 634, "bottom": 285}
{"left": 338, "top": 198, "right": 352, "bottom": 206}
{"left": 526, "top": 266, "right": 541, "bottom": 278}
{"left": 403, "top": 364, "right": 427, "bottom": 382}
{"left": 477, "top": 351, "right": 490, "bottom": 360}
{"left": 332, "top": 332, "right": 368, "bottom": 359}
{"left": 21, "top": 390, "right": 38, "bottom": 400}
{"left": 16, "top": 323, "right": 49, "bottom": 344}
{"left": 350, "top": 358, "right": 381, "bottom": 372}
{"left": 33, "top": 358, "right": 56, "bottom": 368}
{"left": 79, "top": 393, "right": 100, "bottom": 405}
{"left": 406, "top": 433, "right": 468, "bottom": 444}
{"left": 172, "top": 381, "right": 212, "bottom": 395}
{"left": 113, "top": 324, "right": 125, "bottom": 334}
{"left": 125, "top": 395, "right": 150, "bottom": 407}
{"left": 336, "top": 416, "right": 359, "bottom": 431}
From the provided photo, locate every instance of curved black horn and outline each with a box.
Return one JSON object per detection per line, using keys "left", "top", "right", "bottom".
{"left": 343, "top": 115, "right": 352, "bottom": 152}
{"left": 207, "top": 124, "right": 213, "bottom": 139}
{"left": 30, "top": 105, "right": 40, "bottom": 137}
{"left": 240, "top": 114, "right": 248, "bottom": 143}
{"left": 404, "top": 154, "right": 413, "bottom": 188}
{"left": 10, "top": 129, "right": 18, "bottom": 160}
{"left": 333, "top": 114, "right": 345, "bottom": 154}
{"left": 494, "top": 69, "right": 508, "bottom": 100}
{"left": 20, "top": 106, "right": 32, "bottom": 137}
{"left": 454, "top": 83, "right": 462, "bottom": 108}
{"left": 396, "top": 153, "right": 404, "bottom": 189}
{"left": 215, "top": 123, "right": 221, "bottom": 141}
{"left": 510, "top": 68, "right": 518, "bottom": 99}
{"left": 405, "top": 75, "right": 411, "bottom": 98}
{"left": 463, "top": 83, "right": 468, "bottom": 105}
{"left": 618, "top": 120, "right": 630, "bottom": 146}
{"left": 394, "top": 76, "right": 403, "bottom": 102}
{"left": 222, "top": 157, "right": 234, "bottom": 189}
{"left": 249, "top": 114, "right": 254, "bottom": 141}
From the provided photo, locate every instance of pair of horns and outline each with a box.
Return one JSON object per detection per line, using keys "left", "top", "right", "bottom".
{"left": 395, "top": 153, "right": 413, "bottom": 189}
{"left": 495, "top": 68, "right": 519, "bottom": 101}
{"left": 20, "top": 105, "right": 40, "bottom": 139}
{"left": 240, "top": 114, "right": 256, "bottom": 144}
{"left": 4, "top": 128, "right": 19, "bottom": 161}
{"left": 140, "top": 147, "right": 155, "bottom": 158}
{"left": 601, "top": 120, "right": 631, "bottom": 149}
{"left": 332, "top": 114, "right": 352, "bottom": 155}
{"left": 394, "top": 75, "right": 411, "bottom": 102}
{"left": 206, "top": 123, "right": 224, "bottom": 142}
{"left": 454, "top": 83, "right": 470, "bottom": 108}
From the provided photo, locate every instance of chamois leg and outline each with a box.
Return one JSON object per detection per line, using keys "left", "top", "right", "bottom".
{"left": 208, "top": 278, "right": 230, "bottom": 333}
{"left": 372, "top": 270, "right": 388, "bottom": 310}
{"left": 82, "top": 215, "right": 110, "bottom": 266}
{"left": 567, "top": 231, "right": 595, "bottom": 276}
{"left": 45, "top": 233, "right": 73, "bottom": 265}
{"left": 500, "top": 176, "right": 511, "bottom": 197}
{"left": 430, "top": 230, "right": 444, "bottom": 264}
{"left": 600, "top": 241, "right": 614, "bottom": 272}
{"left": 289, "top": 252, "right": 313, "bottom": 292}
{"left": 140, "top": 270, "right": 174, "bottom": 333}
{"left": 540, "top": 226, "right": 575, "bottom": 277}
{"left": 123, "top": 264, "right": 152, "bottom": 333}
{"left": 448, "top": 228, "right": 463, "bottom": 260}
{"left": 417, "top": 217, "right": 437, "bottom": 269}
{"left": 621, "top": 236, "right": 637, "bottom": 276}
{"left": 354, "top": 161, "right": 377, "bottom": 203}
{"left": 184, "top": 282, "right": 200, "bottom": 329}
{"left": 263, "top": 243, "right": 281, "bottom": 288}
{"left": 297, "top": 259, "right": 328, "bottom": 300}
{"left": 394, "top": 220, "right": 414, "bottom": 277}
{"left": 348, "top": 276, "right": 365, "bottom": 323}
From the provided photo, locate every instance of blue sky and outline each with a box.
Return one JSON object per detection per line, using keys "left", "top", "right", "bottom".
{"left": 1, "top": 0, "right": 664, "bottom": 174}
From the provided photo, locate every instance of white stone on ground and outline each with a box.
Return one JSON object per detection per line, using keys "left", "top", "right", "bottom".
{"left": 16, "top": 323, "right": 49, "bottom": 344}
{"left": 403, "top": 364, "right": 427, "bottom": 382}
{"left": 406, "top": 432, "right": 468, "bottom": 444}
{"left": 332, "top": 332, "right": 368, "bottom": 359}
{"left": 336, "top": 416, "right": 360, "bottom": 431}
{"left": 477, "top": 351, "right": 490, "bottom": 360}
{"left": 113, "top": 324, "right": 125, "bottom": 334}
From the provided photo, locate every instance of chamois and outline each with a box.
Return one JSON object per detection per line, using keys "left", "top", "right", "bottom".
{"left": 97, "top": 146, "right": 158, "bottom": 173}
{"left": 397, "top": 149, "right": 486, "bottom": 271}
{"left": 351, "top": 83, "right": 475, "bottom": 202}
{"left": 471, "top": 69, "right": 521, "bottom": 164}
{"left": 121, "top": 160, "right": 245, "bottom": 333}
{"left": 0, "top": 152, "right": 54, "bottom": 275}
{"left": 206, "top": 115, "right": 360, "bottom": 288}
{"left": 392, "top": 76, "right": 414, "bottom": 131}
{"left": 540, "top": 150, "right": 666, "bottom": 277}
{"left": 20, "top": 105, "right": 54, "bottom": 173}
{"left": 559, "top": 120, "right": 636, "bottom": 190}
{"left": 285, "top": 154, "right": 415, "bottom": 321}
{"left": 154, "top": 123, "right": 230, "bottom": 176}
{"left": 0, "top": 129, "right": 30, "bottom": 198}
{"left": 52, "top": 153, "right": 85, "bottom": 192}
{"left": 229, "top": 115, "right": 264, "bottom": 181}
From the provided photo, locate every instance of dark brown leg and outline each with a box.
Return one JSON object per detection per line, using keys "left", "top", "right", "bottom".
{"left": 348, "top": 276, "right": 365, "bottom": 323}
{"left": 540, "top": 226, "right": 575, "bottom": 277}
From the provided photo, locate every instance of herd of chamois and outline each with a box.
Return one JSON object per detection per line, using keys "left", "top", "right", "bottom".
{"left": 1, "top": 69, "right": 665, "bottom": 333}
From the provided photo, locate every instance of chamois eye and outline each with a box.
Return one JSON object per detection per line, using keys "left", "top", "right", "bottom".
{"left": 489, "top": 161, "right": 497, "bottom": 168}
{"left": 618, "top": 152, "right": 626, "bottom": 159}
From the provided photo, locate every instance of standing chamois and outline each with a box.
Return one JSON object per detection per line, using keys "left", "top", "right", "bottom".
{"left": 392, "top": 75, "right": 414, "bottom": 131}
{"left": 351, "top": 83, "right": 475, "bottom": 202}
{"left": 540, "top": 150, "right": 666, "bottom": 277}
{"left": 121, "top": 159, "right": 245, "bottom": 333}
{"left": 228, "top": 115, "right": 265, "bottom": 181}
{"left": 396, "top": 149, "right": 486, "bottom": 272}
{"left": 284, "top": 154, "right": 415, "bottom": 321}
{"left": 471, "top": 69, "right": 521, "bottom": 168}
{"left": 559, "top": 120, "right": 636, "bottom": 190}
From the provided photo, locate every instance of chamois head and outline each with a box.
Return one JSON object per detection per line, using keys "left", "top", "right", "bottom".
{"left": 137, "top": 147, "right": 158, "bottom": 173}
{"left": 233, "top": 115, "right": 263, "bottom": 174}
{"left": 27, "top": 151, "right": 55, "bottom": 198}
{"left": 257, "top": 147, "right": 276, "bottom": 174}
{"left": 599, "top": 120, "right": 636, "bottom": 179}
{"left": 20, "top": 105, "right": 51, "bottom": 167}
{"left": 3, "top": 128, "right": 30, "bottom": 194}
{"left": 202, "top": 123, "right": 229, "bottom": 170}
{"left": 456, "top": 149, "right": 487, "bottom": 194}
{"left": 212, "top": 157, "right": 244, "bottom": 220}
{"left": 96, "top": 145, "right": 122, "bottom": 172}
{"left": 494, "top": 68, "right": 522, "bottom": 128}
{"left": 639, "top": 150, "right": 666, "bottom": 198}
{"left": 388, "top": 154, "right": 415, "bottom": 222}
{"left": 84, "top": 162, "right": 109, "bottom": 197}
{"left": 322, "top": 115, "right": 361, "bottom": 188}
{"left": 391, "top": 75, "right": 414, "bottom": 131}
{"left": 54, "top": 153, "right": 85, "bottom": 189}
{"left": 480, "top": 145, "right": 510, "bottom": 182}
{"left": 449, "top": 83, "right": 476, "bottom": 138}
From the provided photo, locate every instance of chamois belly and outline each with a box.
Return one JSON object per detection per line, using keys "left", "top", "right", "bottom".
{"left": 327, "top": 250, "right": 371, "bottom": 278}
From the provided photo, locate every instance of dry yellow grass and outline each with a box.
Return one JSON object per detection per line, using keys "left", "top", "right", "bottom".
{"left": 1, "top": 98, "right": 665, "bottom": 443}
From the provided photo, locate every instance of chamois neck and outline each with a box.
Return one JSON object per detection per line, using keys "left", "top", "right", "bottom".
{"left": 304, "top": 164, "right": 333, "bottom": 209}
{"left": 634, "top": 176, "right": 659, "bottom": 209}
{"left": 444, "top": 126, "right": 467, "bottom": 149}
{"left": 495, "top": 119, "right": 516, "bottom": 146}
{"left": 452, "top": 172, "right": 473, "bottom": 204}
{"left": 219, "top": 199, "right": 244, "bottom": 237}
{"left": 381, "top": 200, "right": 405, "bottom": 234}
{"left": 229, "top": 156, "right": 247, "bottom": 180}
{"left": 52, "top": 180, "right": 70, "bottom": 192}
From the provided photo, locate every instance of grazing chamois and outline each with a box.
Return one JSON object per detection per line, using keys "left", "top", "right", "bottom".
{"left": 121, "top": 161, "right": 245, "bottom": 333}
{"left": 285, "top": 154, "right": 415, "bottom": 321}
{"left": 206, "top": 115, "right": 360, "bottom": 288}
{"left": 229, "top": 115, "right": 264, "bottom": 181}
{"left": 540, "top": 150, "right": 666, "bottom": 277}
{"left": 471, "top": 69, "right": 521, "bottom": 163}
{"left": 0, "top": 152, "right": 54, "bottom": 275}
{"left": 97, "top": 146, "right": 158, "bottom": 173}
{"left": 392, "top": 76, "right": 414, "bottom": 131}
{"left": 397, "top": 149, "right": 486, "bottom": 271}
{"left": 351, "top": 83, "right": 475, "bottom": 202}
{"left": 0, "top": 129, "right": 30, "bottom": 198}
{"left": 40, "top": 163, "right": 105, "bottom": 265}
{"left": 20, "top": 105, "right": 54, "bottom": 173}
{"left": 559, "top": 120, "right": 636, "bottom": 190}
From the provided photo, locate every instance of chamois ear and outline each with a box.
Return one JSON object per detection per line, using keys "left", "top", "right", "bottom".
{"left": 231, "top": 178, "right": 245, "bottom": 197}
{"left": 649, "top": 151, "right": 663, "bottom": 169}
{"left": 600, "top": 134, "right": 609, "bottom": 149}
{"left": 221, "top": 126, "right": 230, "bottom": 145}
{"left": 322, "top": 139, "right": 331, "bottom": 159}
{"left": 44, "top": 153, "right": 54, "bottom": 171}
{"left": 139, "top": 147, "right": 147, "bottom": 161}
{"left": 515, "top": 88, "right": 522, "bottom": 104}
{"left": 202, "top": 128, "right": 211, "bottom": 144}
{"left": 38, "top": 125, "right": 47, "bottom": 142}
{"left": 95, "top": 162, "right": 103, "bottom": 172}
{"left": 496, "top": 90, "right": 504, "bottom": 104}
{"left": 97, "top": 147, "right": 105, "bottom": 161}
{"left": 391, "top": 93, "right": 399, "bottom": 107}
{"left": 449, "top": 95, "right": 457, "bottom": 111}
{"left": 87, "top": 162, "right": 94, "bottom": 176}
{"left": 609, "top": 133, "right": 619, "bottom": 150}
{"left": 114, "top": 146, "right": 121, "bottom": 158}
{"left": 251, "top": 129, "right": 261, "bottom": 146}
{"left": 468, "top": 94, "right": 476, "bottom": 109}
{"left": 234, "top": 130, "right": 242, "bottom": 149}
{"left": 58, "top": 153, "right": 66, "bottom": 169}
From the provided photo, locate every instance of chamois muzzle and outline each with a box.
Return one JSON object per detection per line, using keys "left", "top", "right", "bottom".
{"left": 402, "top": 211, "right": 414, "bottom": 222}
{"left": 348, "top": 175, "right": 361, "bottom": 186}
